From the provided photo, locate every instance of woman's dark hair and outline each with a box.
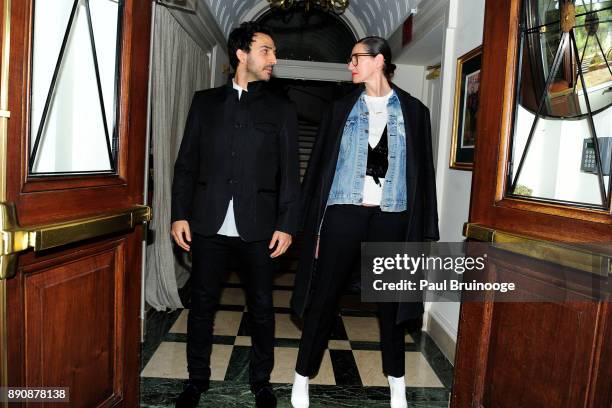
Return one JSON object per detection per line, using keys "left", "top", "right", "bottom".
{"left": 227, "top": 22, "right": 272, "bottom": 70}
{"left": 356, "top": 36, "right": 396, "bottom": 80}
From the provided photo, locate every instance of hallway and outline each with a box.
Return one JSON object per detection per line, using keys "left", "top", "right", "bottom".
{"left": 1, "top": 0, "right": 611, "bottom": 406}
{"left": 140, "top": 268, "right": 453, "bottom": 407}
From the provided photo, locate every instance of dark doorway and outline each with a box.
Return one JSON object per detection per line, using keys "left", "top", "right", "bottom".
{"left": 267, "top": 77, "right": 363, "bottom": 295}
{"left": 268, "top": 77, "right": 357, "bottom": 179}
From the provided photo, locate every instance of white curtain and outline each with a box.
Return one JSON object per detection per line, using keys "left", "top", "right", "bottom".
{"left": 145, "top": 5, "right": 209, "bottom": 311}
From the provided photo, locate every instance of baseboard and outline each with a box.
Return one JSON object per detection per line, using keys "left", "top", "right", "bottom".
{"left": 425, "top": 310, "right": 457, "bottom": 365}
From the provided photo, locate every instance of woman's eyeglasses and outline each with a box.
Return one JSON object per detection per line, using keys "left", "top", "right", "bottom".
{"left": 347, "top": 53, "right": 377, "bottom": 66}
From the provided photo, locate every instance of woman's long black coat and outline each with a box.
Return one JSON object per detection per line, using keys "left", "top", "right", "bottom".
{"left": 290, "top": 83, "right": 440, "bottom": 324}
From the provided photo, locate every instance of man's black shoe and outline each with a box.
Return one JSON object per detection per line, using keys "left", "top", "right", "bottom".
{"left": 253, "top": 386, "right": 277, "bottom": 408}
{"left": 175, "top": 379, "right": 208, "bottom": 408}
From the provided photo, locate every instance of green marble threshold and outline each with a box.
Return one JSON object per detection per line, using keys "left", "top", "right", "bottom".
{"left": 141, "top": 377, "right": 450, "bottom": 408}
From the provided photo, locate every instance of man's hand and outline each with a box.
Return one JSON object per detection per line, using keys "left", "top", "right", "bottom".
{"left": 171, "top": 220, "right": 192, "bottom": 251}
{"left": 269, "top": 231, "right": 292, "bottom": 258}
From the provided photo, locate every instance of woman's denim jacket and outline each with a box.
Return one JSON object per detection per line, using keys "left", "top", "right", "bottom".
{"left": 326, "top": 90, "right": 407, "bottom": 212}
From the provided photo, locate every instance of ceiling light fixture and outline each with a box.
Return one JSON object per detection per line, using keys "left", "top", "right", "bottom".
{"left": 267, "top": 0, "right": 349, "bottom": 15}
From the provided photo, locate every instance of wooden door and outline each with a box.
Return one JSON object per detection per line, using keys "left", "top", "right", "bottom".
{"left": 451, "top": 0, "right": 611, "bottom": 407}
{"left": 0, "top": 0, "right": 152, "bottom": 406}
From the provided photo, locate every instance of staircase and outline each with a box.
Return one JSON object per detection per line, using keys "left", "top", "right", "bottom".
{"left": 298, "top": 120, "right": 319, "bottom": 180}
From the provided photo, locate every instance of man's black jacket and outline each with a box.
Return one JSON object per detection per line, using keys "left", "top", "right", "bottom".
{"left": 171, "top": 80, "right": 300, "bottom": 242}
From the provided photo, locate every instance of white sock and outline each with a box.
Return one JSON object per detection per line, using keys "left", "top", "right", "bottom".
{"left": 291, "top": 372, "right": 309, "bottom": 408}
{"left": 388, "top": 375, "right": 407, "bottom": 408}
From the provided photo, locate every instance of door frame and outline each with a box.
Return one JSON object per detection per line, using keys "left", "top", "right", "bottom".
{"left": 1, "top": 0, "right": 13, "bottom": 398}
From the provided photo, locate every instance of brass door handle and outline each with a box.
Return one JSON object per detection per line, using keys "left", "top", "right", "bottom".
{"left": 463, "top": 222, "right": 612, "bottom": 277}
{"left": 0, "top": 203, "right": 151, "bottom": 280}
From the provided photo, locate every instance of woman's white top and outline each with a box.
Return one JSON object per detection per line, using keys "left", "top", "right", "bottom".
{"left": 362, "top": 89, "right": 393, "bottom": 206}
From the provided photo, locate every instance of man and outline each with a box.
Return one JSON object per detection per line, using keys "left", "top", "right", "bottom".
{"left": 171, "top": 22, "right": 299, "bottom": 408}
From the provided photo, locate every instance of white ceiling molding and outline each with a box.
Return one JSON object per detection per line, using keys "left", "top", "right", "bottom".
{"left": 273, "top": 59, "right": 351, "bottom": 82}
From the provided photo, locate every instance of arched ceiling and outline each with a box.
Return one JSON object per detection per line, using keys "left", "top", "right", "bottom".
{"left": 201, "top": 0, "right": 424, "bottom": 39}
{"left": 348, "top": 0, "right": 418, "bottom": 37}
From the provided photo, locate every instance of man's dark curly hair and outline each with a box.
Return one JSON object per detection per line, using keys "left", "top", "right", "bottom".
{"left": 227, "top": 22, "right": 272, "bottom": 71}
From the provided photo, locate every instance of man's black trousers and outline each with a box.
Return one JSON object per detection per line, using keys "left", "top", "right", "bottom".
{"left": 187, "top": 233, "right": 275, "bottom": 388}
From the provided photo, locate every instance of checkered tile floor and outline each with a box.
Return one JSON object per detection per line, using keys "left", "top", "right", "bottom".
{"left": 140, "top": 270, "right": 453, "bottom": 407}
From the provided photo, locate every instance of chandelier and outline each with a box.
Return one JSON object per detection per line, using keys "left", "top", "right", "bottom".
{"left": 267, "top": 0, "right": 349, "bottom": 14}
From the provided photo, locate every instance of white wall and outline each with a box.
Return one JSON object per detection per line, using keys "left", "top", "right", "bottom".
{"left": 393, "top": 64, "right": 444, "bottom": 172}
{"left": 393, "top": 65, "right": 426, "bottom": 101}
{"left": 427, "top": 0, "right": 486, "bottom": 359}
{"left": 210, "top": 44, "right": 229, "bottom": 87}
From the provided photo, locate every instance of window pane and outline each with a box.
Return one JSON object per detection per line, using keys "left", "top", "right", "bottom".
{"left": 30, "top": 0, "right": 122, "bottom": 175}
{"left": 511, "top": 105, "right": 610, "bottom": 205}
{"left": 509, "top": 0, "right": 612, "bottom": 209}
{"left": 89, "top": 0, "right": 120, "bottom": 135}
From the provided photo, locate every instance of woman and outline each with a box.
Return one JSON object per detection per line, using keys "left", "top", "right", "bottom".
{"left": 290, "top": 36, "right": 439, "bottom": 408}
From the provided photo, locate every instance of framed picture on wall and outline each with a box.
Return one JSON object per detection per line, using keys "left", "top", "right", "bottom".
{"left": 450, "top": 46, "right": 482, "bottom": 170}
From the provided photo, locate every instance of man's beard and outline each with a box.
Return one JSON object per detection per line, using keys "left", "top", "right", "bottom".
{"left": 256, "top": 65, "right": 273, "bottom": 80}
{"left": 247, "top": 61, "right": 273, "bottom": 81}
